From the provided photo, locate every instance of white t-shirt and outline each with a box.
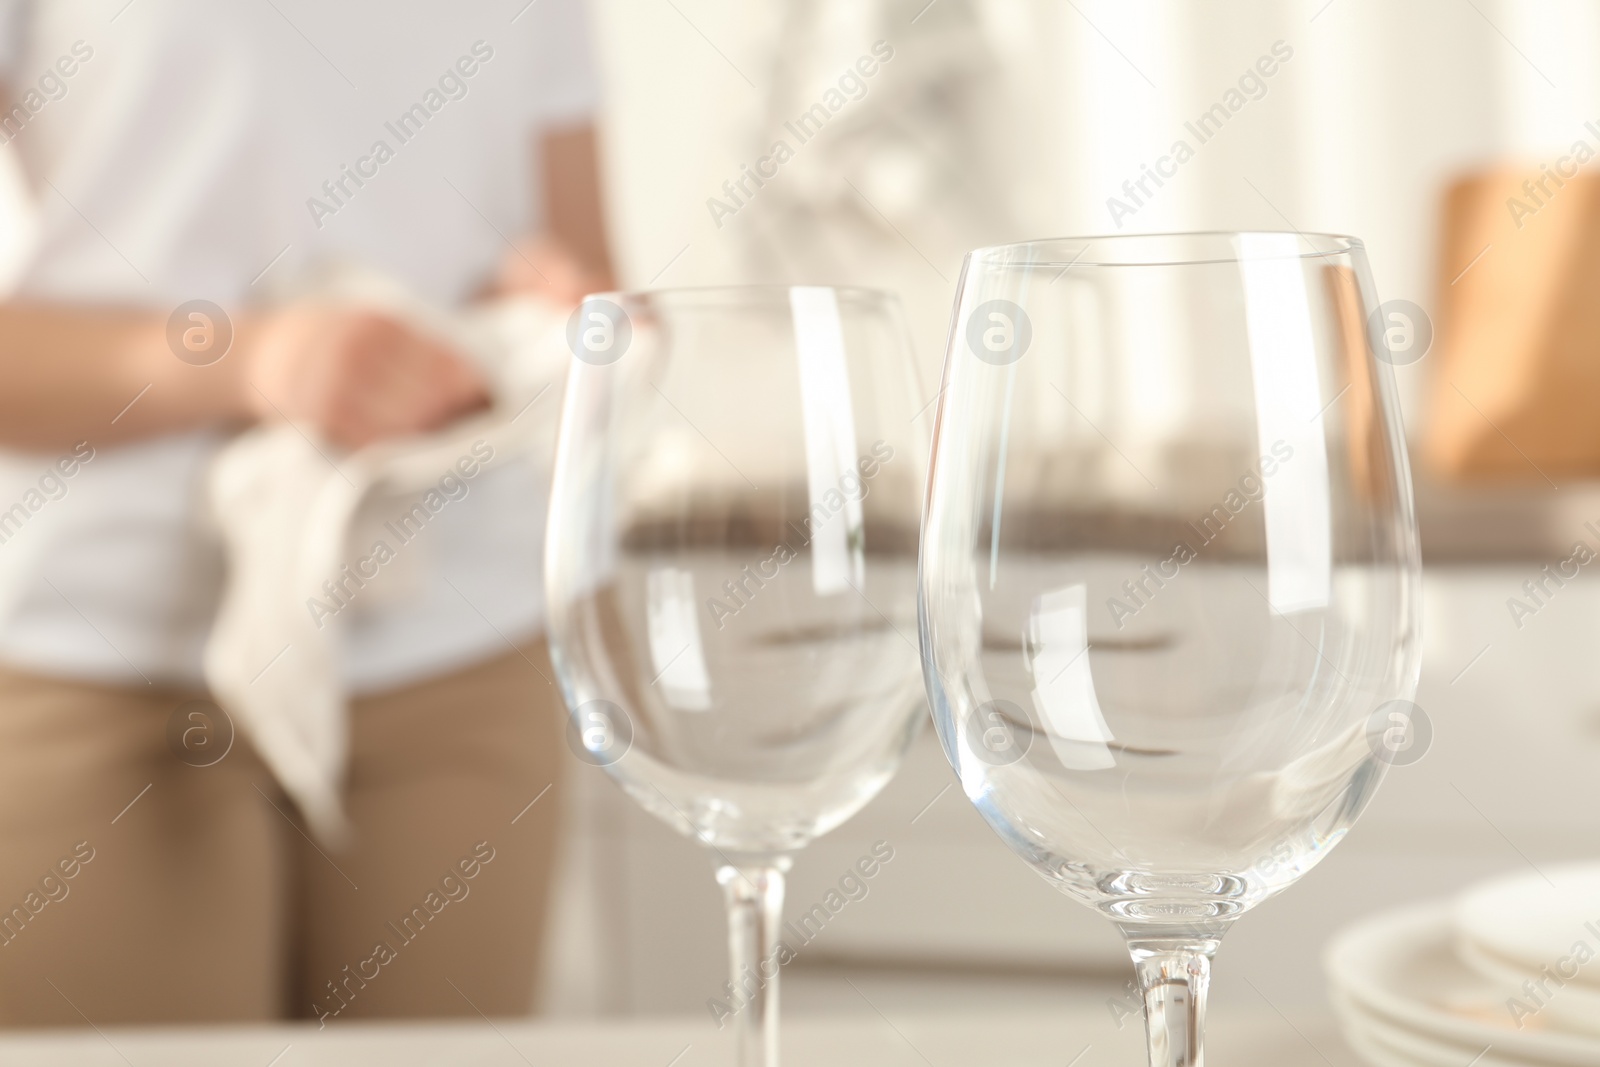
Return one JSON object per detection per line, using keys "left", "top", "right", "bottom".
{"left": 0, "top": 0, "right": 597, "bottom": 692}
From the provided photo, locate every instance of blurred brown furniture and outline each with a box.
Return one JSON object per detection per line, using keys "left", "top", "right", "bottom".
{"left": 1425, "top": 169, "right": 1600, "bottom": 483}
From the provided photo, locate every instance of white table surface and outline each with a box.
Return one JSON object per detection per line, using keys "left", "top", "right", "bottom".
{"left": 0, "top": 1008, "right": 1364, "bottom": 1066}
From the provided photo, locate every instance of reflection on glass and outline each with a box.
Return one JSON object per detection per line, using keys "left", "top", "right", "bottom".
{"left": 1240, "top": 231, "right": 1332, "bottom": 614}
{"left": 1027, "top": 584, "right": 1115, "bottom": 771}
{"left": 645, "top": 566, "right": 712, "bottom": 711}
{"left": 792, "top": 286, "right": 865, "bottom": 596}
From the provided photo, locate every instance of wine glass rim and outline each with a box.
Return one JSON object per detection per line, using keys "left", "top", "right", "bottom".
{"left": 580, "top": 284, "right": 902, "bottom": 307}
{"left": 966, "top": 230, "right": 1365, "bottom": 268}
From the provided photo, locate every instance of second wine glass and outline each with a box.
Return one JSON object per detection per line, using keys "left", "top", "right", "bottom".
{"left": 545, "top": 285, "right": 928, "bottom": 1067}
{"left": 919, "top": 232, "right": 1422, "bottom": 1067}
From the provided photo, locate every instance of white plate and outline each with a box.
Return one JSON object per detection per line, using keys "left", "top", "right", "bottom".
{"left": 1324, "top": 901, "right": 1600, "bottom": 1067}
{"left": 1335, "top": 990, "right": 1563, "bottom": 1067}
{"left": 1342, "top": 1021, "right": 1425, "bottom": 1067}
{"left": 1456, "top": 864, "right": 1600, "bottom": 991}
{"left": 1457, "top": 937, "right": 1600, "bottom": 1038}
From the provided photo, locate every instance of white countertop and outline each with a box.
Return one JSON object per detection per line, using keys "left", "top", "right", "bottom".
{"left": 0, "top": 1008, "right": 1363, "bottom": 1066}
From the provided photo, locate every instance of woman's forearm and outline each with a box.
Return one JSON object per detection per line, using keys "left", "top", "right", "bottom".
{"left": 1, "top": 300, "right": 493, "bottom": 454}
{"left": 0, "top": 303, "right": 251, "bottom": 452}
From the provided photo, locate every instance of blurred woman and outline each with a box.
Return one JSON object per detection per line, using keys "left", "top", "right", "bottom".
{"left": 0, "top": 0, "right": 609, "bottom": 1025}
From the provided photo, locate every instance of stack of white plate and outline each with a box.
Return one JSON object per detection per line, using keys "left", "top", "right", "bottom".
{"left": 1326, "top": 863, "right": 1600, "bottom": 1067}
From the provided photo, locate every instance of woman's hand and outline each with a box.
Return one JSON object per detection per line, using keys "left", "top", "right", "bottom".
{"left": 484, "top": 125, "right": 616, "bottom": 306}
{"left": 489, "top": 234, "right": 611, "bottom": 306}
{"left": 244, "top": 306, "right": 489, "bottom": 450}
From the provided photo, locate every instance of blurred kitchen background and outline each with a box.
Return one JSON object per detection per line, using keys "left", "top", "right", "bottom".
{"left": 4, "top": 0, "right": 1590, "bottom": 1028}
{"left": 533, "top": 0, "right": 1600, "bottom": 1021}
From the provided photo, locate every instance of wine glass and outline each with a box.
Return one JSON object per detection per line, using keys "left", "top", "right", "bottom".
{"left": 545, "top": 285, "right": 928, "bottom": 1067}
{"left": 918, "top": 232, "right": 1421, "bottom": 1067}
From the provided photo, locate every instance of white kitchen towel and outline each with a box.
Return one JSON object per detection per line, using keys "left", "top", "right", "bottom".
{"left": 204, "top": 268, "right": 570, "bottom": 845}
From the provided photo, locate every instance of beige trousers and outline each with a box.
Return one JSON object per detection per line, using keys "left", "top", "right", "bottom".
{"left": 0, "top": 642, "right": 565, "bottom": 1027}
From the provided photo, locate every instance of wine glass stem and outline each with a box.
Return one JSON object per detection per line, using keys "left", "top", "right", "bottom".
{"left": 1128, "top": 938, "right": 1218, "bottom": 1067}
{"left": 716, "top": 859, "right": 790, "bottom": 1067}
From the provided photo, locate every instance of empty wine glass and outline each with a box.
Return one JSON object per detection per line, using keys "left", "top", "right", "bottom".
{"left": 545, "top": 286, "right": 928, "bottom": 1067}
{"left": 918, "top": 232, "right": 1421, "bottom": 1067}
